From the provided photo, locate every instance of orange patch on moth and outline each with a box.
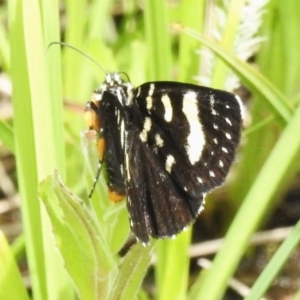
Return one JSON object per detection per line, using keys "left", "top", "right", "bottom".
{"left": 108, "top": 190, "right": 125, "bottom": 203}
{"left": 84, "top": 107, "right": 100, "bottom": 131}
{"left": 97, "top": 137, "right": 105, "bottom": 161}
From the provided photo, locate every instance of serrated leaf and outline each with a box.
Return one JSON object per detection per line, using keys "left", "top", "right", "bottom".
{"left": 39, "top": 171, "right": 118, "bottom": 300}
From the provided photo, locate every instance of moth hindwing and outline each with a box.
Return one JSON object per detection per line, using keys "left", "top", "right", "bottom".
{"left": 85, "top": 72, "right": 243, "bottom": 244}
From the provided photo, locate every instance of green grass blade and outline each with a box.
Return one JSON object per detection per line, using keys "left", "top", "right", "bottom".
{"left": 275, "top": 1, "right": 300, "bottom": 96}
{"left": 0, "top": 16, "right": 9, "bottom": 71}
{"left": 8, "top": 0, "right": 71, "bottom": 298}
{"left": 245, "top": 220, "right": 300, "bottom": 300}
{"left": 144, "top": 0, "right": 172, "bottom": 80}
{"left": 63, "top": 0, "right": 88, "bottom": 99}
{"left": 9, "top": 1, "right": 47, "bottom": 298}
{"left": 87, "top": 0, "right": 115, "bottom": 39}
{"left": 77, "top": 0, "right": 115, "bottom": 98}
{"left": 156, "top": 231, "right": 191, "bottom": 300}
{"left": 189, "top": 95, "right": 300, "bottom": 300}
{"left": 0, "top": 120, "right": 14, "bottom": 153}
{"left": 63, "top": 0, "right": 115, "bottom": 101}
{"left": 108, "top": 243, "right": 154, "bottom": 300}
{"left": 11, "top": 233, "right": 26, "bottom": 263}
{"left": 0, "top": 232, "right": 30, "bottom": 300}
{"left": 178, "top": 0, "right": 204, "bottom": 83}
{"left": 181, "top": 27, "right": 293, "bottom": 126}
{"left": 41, "top": 0, "right": 66, "bottom": 175}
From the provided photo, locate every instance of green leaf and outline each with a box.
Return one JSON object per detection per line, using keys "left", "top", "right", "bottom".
{"left": 108, "top": 242, "right": 154, "bottom": 300}
{"left": 144, "top": 0, "right": 172, "bottom": 80}
{"left": 0, "top": 120, "right": 14, "bottom": 153}
{"left": 156, "top": 230, "right": 191, "bottom": 300}
{"left": 245, "top": 220, "right": 300, "bottom": 300}
{"left": 8, "top": 0, "right": 70, "bottom": 298}
{"left": 0, "top": 231, "right": 30, "bottom": 300}
{"left": 39, "top": 171, "right": 118, "bottom": 300}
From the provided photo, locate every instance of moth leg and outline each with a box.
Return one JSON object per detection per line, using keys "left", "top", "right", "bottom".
{"left": 88, "top": 137, "right": 105, "bottom": 198}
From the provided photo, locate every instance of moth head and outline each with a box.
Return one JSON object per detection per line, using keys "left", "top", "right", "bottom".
{"left": 105, "top": 72, "right": 124, "bottom": 86}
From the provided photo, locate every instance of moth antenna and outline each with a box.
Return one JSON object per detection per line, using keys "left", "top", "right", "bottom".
{"left": 47, "top": 41, "right": 107, "bottom": 75}
{"left": 118, "top": 71, "right": 131, "bottom": 83}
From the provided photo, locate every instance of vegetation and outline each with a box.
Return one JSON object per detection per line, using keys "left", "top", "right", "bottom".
{"left": 1, "top": 0, "right": 300, "bottom": 299}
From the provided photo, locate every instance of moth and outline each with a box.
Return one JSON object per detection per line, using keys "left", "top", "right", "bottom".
{"left": 85, "top": 73, "right": 243, "bottom": 243}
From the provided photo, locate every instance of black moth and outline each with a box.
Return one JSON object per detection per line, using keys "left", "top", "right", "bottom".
{"left": 85, "top": 73, "right": 243, "bottom": 244}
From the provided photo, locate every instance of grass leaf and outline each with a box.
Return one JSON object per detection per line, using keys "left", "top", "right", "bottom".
{"left": 0, "top": 232, "right": 30, "bottom": 300}
{"left": 108, "top": 242, "right": 154, "bottom": 300}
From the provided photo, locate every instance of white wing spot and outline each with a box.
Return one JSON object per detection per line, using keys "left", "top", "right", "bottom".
{"left": 139, "top": 131, "right": 147, "bottom": 142}
{"left": 225, "top": 132, "right": 232, "bottom": 140}
{"left": 125, "top": 153, "right": 130, "bottom": 180}
{"left": 139, "top": 117, "right": 152, "bottom": 142}
{"left": 161, "top": 94, "right": 173, "bottom": 122}
{"left": 120, "top": 119, "right": 125, "bottom": 147}
{"left": 210, "top": 95, "right": 217, "bottom": 115}
{"left": 222, "top": 147, "right": 228, "bottom": 153}
{"left": 182, "top": 91, "right": 205, "bottom": 165}
{"left": 213, "top": 138, "right": 218, "bottom": 144}
{"left": 125, "top": 83, "right": 134, "bottom": 105}
{"left": 116, "top": 89, "right": 123, "bottom": 105}
{"left": 197, "top": 177, "right": 203, "bottom": 184}
{"left": 149, "top": 83, "right": 155, "bottom": 96}
{"left": 155, "top": 134, "right": 164, "bottom": 147}
{"left": 146, "top": 96, "right": 153, "bottom": 110}
{"left": 144, "top": 118, "right": 151, "bottom": 131}
{"left": 146, "top": 84, "right": 155, "bottom": 110}
{"left": 165, "top": 155, "right": 175, "bottom": 173}
{"left": 219, "top": 160, "right": 224, "bottom": 167}
{"left": 213, "top": 124, "right": 219, "bottom": 130}
{"left": 225, "top": 117, "right": 232, "bottom": 126}
{"left": 209, "top": 171, "right": 215, "bottom": 177}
